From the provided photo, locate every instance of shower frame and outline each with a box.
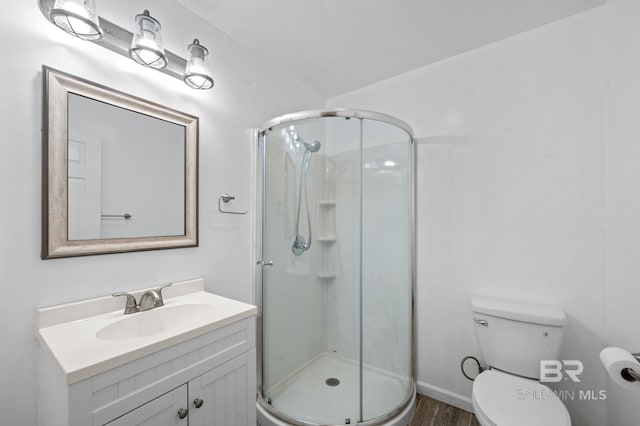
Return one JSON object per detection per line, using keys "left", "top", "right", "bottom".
{"left": 254, "top": 109, "right": 416, "bottom": 426}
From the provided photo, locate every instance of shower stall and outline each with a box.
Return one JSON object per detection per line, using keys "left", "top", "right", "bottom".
{"left": 256, "top": 110, "right": 415, "bottom": 425}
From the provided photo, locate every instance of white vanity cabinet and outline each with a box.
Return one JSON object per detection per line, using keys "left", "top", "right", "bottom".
{"left": 40, "top": 317, "right": 256, "bottom": 426}
{"left": 37, "top": 280, "right": 257, "bottom": 426}
{"left": 105, "top": 384, "right": 187, "bottom": 426}
{"left": 105, "top": 348, "right": 255, "bottom": 426}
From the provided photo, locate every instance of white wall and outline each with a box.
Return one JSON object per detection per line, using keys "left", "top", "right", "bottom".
{"left": 0, "top": 2, "right": 322, "bottom": 425}
{"left": 330, "top": 7, "right": 609, "bottom": 426}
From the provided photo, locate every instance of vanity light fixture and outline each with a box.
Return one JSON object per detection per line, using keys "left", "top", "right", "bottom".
{"left": 183, "top": 39, "right": 214, "bottom": 90}
{"left": 39, "top": 0, "right": 215, "bottom": 90}
{"left": 49, "top": 0, "right": 103, "bottom": 40}
{"left": 129, "top": 10, "right": 167, "bottom": 69}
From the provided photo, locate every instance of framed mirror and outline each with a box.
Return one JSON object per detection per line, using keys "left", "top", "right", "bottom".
{"left": 42, "top": 66, "right": 198, "bottom": 259}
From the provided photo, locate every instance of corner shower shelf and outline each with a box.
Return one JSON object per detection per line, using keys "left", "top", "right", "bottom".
{"left": 318, "top": 200, "right": 336, "bottom": 206}
{"left": 317, "top": 272, "right": 337, "bottom": 280}
{"left": 317, "top": 235, "right": 337, "bottom": 243}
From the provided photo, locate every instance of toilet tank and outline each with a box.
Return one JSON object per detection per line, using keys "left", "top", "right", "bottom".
{"left": 471, "top": 296, "right": 567, "bottom": 380}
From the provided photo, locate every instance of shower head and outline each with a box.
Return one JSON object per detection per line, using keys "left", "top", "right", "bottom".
{"left": 286, "top": 127, "right": 321, "bottom": 153}
{"left": 304, "top": 140, "right": 321, "bottom": 153}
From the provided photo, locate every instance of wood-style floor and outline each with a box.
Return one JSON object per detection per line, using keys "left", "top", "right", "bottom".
{"left": 409, "top": 394, "right": 481, "bottom": 426}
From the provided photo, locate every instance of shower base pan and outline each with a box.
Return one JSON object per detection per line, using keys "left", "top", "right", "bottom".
{"left": 258, "top": 353, "right": 416, "bottom": 425}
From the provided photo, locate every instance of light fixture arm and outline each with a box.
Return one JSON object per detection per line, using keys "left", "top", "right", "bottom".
{"left": 39, "top": 0, "right": 187, "bottom": 82}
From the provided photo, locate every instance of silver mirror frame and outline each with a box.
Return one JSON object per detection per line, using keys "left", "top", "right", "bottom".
{"left": 41, "top": 66, "right": 198, "bottom": 259}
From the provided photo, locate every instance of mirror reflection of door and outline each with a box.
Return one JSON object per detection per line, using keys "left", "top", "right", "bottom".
{"left": 67, "top": 93, "right": 186, "bottom": 240}
{"left": 67, "top": 129, "right": 102, "bottom": 240}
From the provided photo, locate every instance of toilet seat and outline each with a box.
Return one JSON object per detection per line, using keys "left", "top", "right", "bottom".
{"left": 472, "top": 370, "right": 571, "bottom": 426}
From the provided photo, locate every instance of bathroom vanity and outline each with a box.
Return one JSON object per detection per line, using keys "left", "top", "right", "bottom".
{"left": 36, "top": 278, "right": 257, "bottom": 426}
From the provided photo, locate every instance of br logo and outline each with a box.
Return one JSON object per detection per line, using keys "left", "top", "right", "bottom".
{"left": 540, "top": 360, "right": 584, "bottom": 383}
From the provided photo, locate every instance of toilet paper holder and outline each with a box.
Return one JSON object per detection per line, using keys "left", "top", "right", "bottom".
{"left": 623, "top": 353, "right": 640, "bottom": 382}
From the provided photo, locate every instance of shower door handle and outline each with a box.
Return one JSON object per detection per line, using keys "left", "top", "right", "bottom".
{"left": 257, "top": 260, "right": 274, "bottom": 267}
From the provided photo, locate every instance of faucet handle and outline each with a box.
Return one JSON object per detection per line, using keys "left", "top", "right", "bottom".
{"left": 112, "top": 292, "right": 139, "bottom": 314}
{"left": 155, "top": 283, "right": 173, "bottom": 307}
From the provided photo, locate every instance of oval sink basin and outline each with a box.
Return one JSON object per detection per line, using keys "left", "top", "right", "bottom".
{"left": 97, "top": 304, "right": 214, "bottom": 340}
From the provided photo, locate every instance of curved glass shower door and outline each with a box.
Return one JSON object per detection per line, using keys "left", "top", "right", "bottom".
{"left": 258, "top": 111, "right": 413, "bottom": 425}
{"left": 361, "top": 119, "right": 413, "bottom": 420}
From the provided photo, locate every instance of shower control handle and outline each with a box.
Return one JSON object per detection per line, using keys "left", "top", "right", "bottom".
{"left": 257, "top": 260, "right": 274, "bottom": 267}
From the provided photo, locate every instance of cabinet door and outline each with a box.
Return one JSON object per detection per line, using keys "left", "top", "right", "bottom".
{"left": 188, "top": 349, "right": 257, "bottom": 426}
{"left": 105, "top": 384, "right": 189, "bottom": 426}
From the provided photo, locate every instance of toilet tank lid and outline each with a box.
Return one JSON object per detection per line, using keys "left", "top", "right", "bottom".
{"left": 471, "top": 296, "right": 567, "bottom": 327}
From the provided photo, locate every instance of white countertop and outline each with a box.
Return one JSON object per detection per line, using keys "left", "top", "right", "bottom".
{"left": 37, "top": 278, "right": 257, "bottom": 384}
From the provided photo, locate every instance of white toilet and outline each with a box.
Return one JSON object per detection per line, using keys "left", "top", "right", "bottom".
{"left": 471, "top": 296, "right": 572, "bottom": 426}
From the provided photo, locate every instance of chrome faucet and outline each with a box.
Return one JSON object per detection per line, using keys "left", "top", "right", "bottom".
{"left": 138, "top": 289, "right": 161, "bottom": 311}
{"left": 112, "top": 283, "right": 173, "bottom": 314}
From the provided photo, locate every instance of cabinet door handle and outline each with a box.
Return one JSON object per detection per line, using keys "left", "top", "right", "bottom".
{"left": 193, "top": 398, "right": 204, "bottom": 408}
{"left": 177, "top": 408, "right": 188, "bottom": 419}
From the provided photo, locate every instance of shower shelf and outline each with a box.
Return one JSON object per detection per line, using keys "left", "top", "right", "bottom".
{"left": 318, "top": 200, "right": 336, "bottom": 206}
{"left": 317, "top": 235, "right": 337, "bottom": 242}
{"left": 317, "top": 272, "right": 337, "bottom": 279}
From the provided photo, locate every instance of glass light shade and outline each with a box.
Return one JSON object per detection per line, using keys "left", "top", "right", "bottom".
{"left": 183, "top": 39, "right": 214, "bottom": 90}
{"left": 128, "top": 10, "right": 167, "bottom": 69}
{"left": 49, "top": 0, "right": 103, "bottom": 40}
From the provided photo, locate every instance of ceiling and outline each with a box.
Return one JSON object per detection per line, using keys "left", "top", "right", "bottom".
{"left": 177, "top": 0, "right": 604, "bottom": 98}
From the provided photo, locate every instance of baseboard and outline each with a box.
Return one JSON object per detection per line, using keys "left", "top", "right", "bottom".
{"left": 416, "top": 380, "right": 474, "bottom": 413}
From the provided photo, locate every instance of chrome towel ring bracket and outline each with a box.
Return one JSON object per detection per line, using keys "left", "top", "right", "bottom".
{"left": 218, "top": 193, "right": 247, "bottom": 215}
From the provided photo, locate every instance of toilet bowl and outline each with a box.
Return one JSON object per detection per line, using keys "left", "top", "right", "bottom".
{"left": 471, "top": 296, "right": 571, "bottom": 426}
{"left": 472, "top": 370, "right": 571, "bottom": 426}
